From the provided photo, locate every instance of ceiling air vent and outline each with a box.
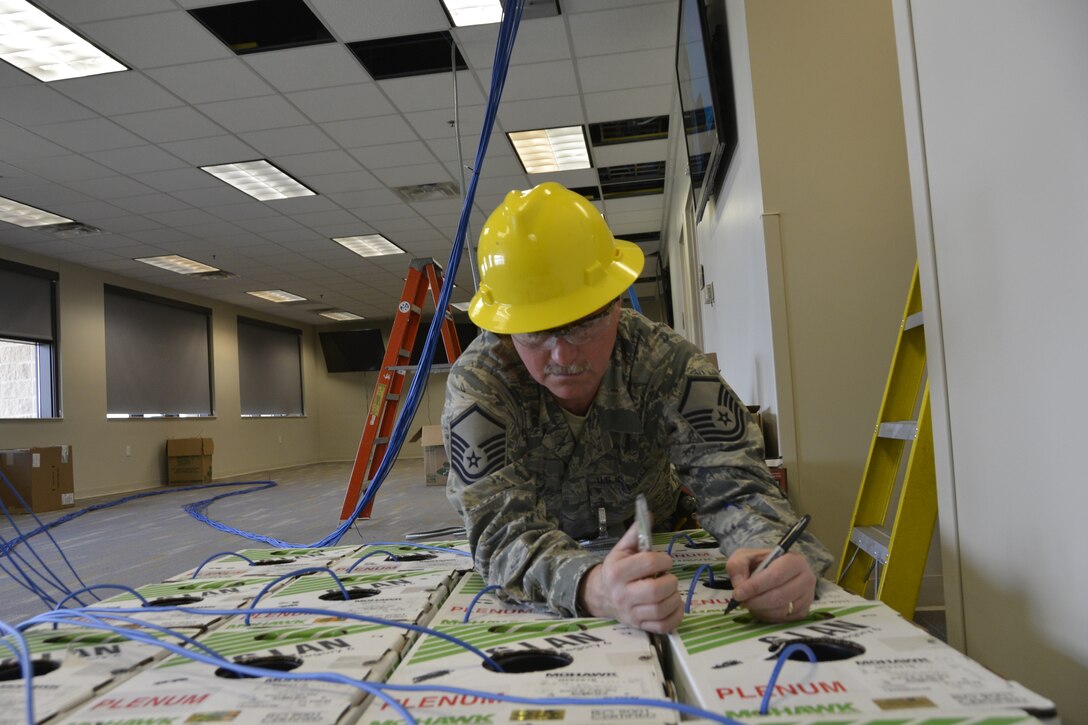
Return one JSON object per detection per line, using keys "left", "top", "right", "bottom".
{"left": 598, "top": 161, "right": 667, "bottom": 200}
{"left": 588, "top": 116, "right": 669, "bottom": 147}
{"left": 37, "top": 222, "right": 102, "bottom": 237}
{"left": 348, "top": 32, "right": 466, "bottom": 80}
{"left": 189, "top": 0, "right": 334, "bottom": 55}
{"left": 394, "top": 182, "right": 460, "bottom": 203}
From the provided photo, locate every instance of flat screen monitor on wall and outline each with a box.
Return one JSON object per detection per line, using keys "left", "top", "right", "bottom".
{"left": 408, "top": 320, "right": 479, "bottom": 366}
{"left": 675, "top": 0, "right": 738, "bottom": 222}
{"left": 319, "top": 328, "right": 385, "bottom": 372}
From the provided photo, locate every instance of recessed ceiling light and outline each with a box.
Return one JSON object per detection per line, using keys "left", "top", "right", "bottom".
{"left": 200, "top": 160, "right": 315, "bottom": 200}
{"left": 247, "top": 289, "right": 307, "bottom": 303}
{"left": 334, "top": 234, "right": 405, "bottom": 258}
{"left": 508, "top": 126, "right": 592, "bottom": 173}
{"left": 0, "top": 195, "right": 73, "bottom": 227}
{"left": 136, "top": 255, "right": 220, "bottom": 275}
{"left": 441, "top": 0, "right": 503, "bottom": 27}
{"left": 0, "top": 0, "right": 127, "bottom": 81}
{"left": 318, "top": 310, "right": 366, "bottom": 321}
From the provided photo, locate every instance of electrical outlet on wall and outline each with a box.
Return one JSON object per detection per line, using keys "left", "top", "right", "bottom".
{"left": 125, "top": 445, "right": 131, "bottom": 457}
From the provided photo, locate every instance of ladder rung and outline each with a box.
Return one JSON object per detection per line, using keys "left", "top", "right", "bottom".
{"left": 398, "top": 348, "right": 411, "bottom": 357}
{"left": 386, "top": 393, "right": 400, "bottom": 401}
{"left": 904, "top": 311, "right": 924, "bottom": 330}
{"left": 850, "top": 525, "right": 891, "bottom": 564}
{"left": 879, "top": 420, "right": 918, "bottom": 440}
{"left": 389, "top": 364, "right": 454, "bottom": 373}
{"left": 374, "top": 436, "right": 389, "bottom": 445}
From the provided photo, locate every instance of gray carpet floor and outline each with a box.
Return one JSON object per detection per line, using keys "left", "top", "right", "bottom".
{"left": 1, "top": 458, "right": 460, "bottom": 626}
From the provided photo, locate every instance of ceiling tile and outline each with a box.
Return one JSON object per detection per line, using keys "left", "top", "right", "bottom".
{"left": 309, "top": 0, "right": 450, "bottom": 41}
{"left": 84, "top": 145, "right": 189, "bottom": 175}
{"left": 113, "top": 107, "right": 226, "bottom": 144}
{"left": 582, "top": 84, "right": 673, "bottom": 123}
{"left": 0, "top": 86, "right": 99, "bottom": 126}
{"left": 403, "top": 105, "right": 486, "bottom": 141}
{"left": 568, "top": 3, "right": 676, "bottom": 57}
{"left": 324, "top": 115, "right": 419, "bottom": 148}
{"left": 238, "top": 125, "right": 339, "bottom": 156}
{"left": 477, "top": 59, "right": 579, "bottom": 102}
{"left": 305, "top": 170, "right": 385, "bottom": 195}
{"left": 35, "top": 118, "right": 145, "bottom": 153}
{"left": 198, "top": 95, "right": 310, "bottom": 133}
{"left": 54, "top": 72, "right": 183, "bottom": 116}
{"left": 81, "top": 12, "right": 233, "bottom": 68}
{"left": 64, "top": 175, "right": 157, "bottom": 199}
{"left": 160, "top": 136, "right": 261, "bottom": 166}
{"left": 244, "top": 44, "right": 369, "bottom": 92}
{"left": 35, "top": 0, "right": 176, "bottom": 22}
{"left": 0, "top": 119, "right": 74, "bottom": 160}
{"left": 12, "top": 154, "right": 115, "bottom": 183}
{"left": 275, "top": 150, "right": 363, "bottom": 177}
{"left": 577, "top": 48, "right": 676, "bottom": 93}
{"left": 371, "top": 162, "right": 453, "bottom": 188}
{"left": 497, "top": 95, "right": 586, "bottom": 131}
{"left": 146, "top": 59, "right": 276, "bottom": 104}
{"left": 287, "top": 84, "right": 396, "bottom": 123}
{"left": 350, "top": 141, "right": 438, "bottom": 170}
{"left": 378, "top": 71, "right": 484, "bottom": 113}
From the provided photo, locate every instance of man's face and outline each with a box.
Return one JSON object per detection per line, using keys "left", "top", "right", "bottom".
{"left": 510, "top": 301, "right": 621, "bottom": 416}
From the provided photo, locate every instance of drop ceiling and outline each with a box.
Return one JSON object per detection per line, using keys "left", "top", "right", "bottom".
{"left": 0, "top": 0, "right": 678, "bottom": 326}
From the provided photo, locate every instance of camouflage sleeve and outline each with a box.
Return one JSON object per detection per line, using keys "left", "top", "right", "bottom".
{"left": 656, "top": 353, "right": 834, "bottom": 576}
{"left": 442, "top": 358, "right": 601, "bottom": 617}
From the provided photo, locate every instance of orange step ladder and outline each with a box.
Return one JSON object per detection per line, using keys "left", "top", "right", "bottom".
{"left": 338, "top": 258, "right": 464, "bottom": 521}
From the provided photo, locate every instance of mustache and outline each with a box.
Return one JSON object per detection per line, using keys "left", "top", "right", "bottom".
{"left": 543, "top": 363, "right": 589, "bottom": 376}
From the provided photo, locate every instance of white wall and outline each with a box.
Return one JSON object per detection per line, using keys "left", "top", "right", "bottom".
{"left": 896, "top": 0, "right": 1088, "bottom": 718}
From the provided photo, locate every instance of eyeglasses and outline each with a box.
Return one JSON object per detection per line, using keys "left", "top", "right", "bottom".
{"left": 511, "top": 302, "right": 617, "bottom": 349}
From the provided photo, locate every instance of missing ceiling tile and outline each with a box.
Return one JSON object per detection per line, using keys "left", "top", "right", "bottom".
{"left": 348, "top": 31, "right": 466, "bottom": 80}
{"left": 189, "top": 0, "right": 334, "bottom": 55}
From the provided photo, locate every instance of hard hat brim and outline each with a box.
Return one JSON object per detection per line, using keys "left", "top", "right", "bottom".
{"left": 468, "top": 238, "right": 644, "bottom": 335}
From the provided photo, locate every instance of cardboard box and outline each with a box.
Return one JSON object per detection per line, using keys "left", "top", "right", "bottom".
{"left": 0, "top": 445, "right": 74, "bottom": 513}
{"left": 420, "top": 425, "right": 448, "bottom": 486}
{"left": 166, "top": 436, "right": 213, "bottom": 484}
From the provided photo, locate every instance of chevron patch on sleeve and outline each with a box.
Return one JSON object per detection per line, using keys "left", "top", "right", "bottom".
{"left": 678, "top": 375, "right": 747, "bottom": 444}
{"left": 449, "top": 405, "right": 507, "bottom": 484}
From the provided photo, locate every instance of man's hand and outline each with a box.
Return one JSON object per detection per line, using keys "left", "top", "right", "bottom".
{"left": 578, "top": 522, "right": 683, "bottom": 633}
{"left": 726, "top": 549, "right": 815, "bottom": 622}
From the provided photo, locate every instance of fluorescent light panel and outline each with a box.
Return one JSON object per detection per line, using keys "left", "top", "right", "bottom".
{"left": 318, "top": 310, "right": 365, "bottom": 321}
{"left": 136, "top": 255, "right": 219, "bottom": 275}
{"left": 450, "top": 302, "right": 470, "bottom": 311}
{"left": 509, "top": 126, "right": 592, "bottom": 173}
{"left": 334, "top": 234, "right": 405, "bottom": 258}
{"left": 201, "top": 160, "right": 315, "bottom": 200}
{"left": 0, "top": 195, "right": 72, "bottom": 227}
{"left": 441, "top": 0, "right": 503, "bottom": 27}
{"left": 0, "top": 0, "right": 127, "bottom": 81}
{"left": 247, "top": 289, "right": 307, "bottom": 303}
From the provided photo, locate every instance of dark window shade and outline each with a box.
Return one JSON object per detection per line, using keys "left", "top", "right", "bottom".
{"left": 104, "top": 287, "right": 212, "bottom": 416}
{"left": 237, "top": 317, "right": 303, "bottom": 416}
{"left": 0, "top": 263, "right": 56, "bottom": 342}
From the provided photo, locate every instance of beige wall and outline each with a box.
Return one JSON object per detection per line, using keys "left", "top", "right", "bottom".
{"left": 0, "top": 246, "right": 449, "bottom": 503}
{"left": 743, "top": 0, "right": 918, "bottom": 561}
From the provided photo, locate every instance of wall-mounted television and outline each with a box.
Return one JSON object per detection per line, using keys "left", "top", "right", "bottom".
{"left": 675, "top": 0, "right": 737, "bottom": 222}
{"left": 408, "top": 319, "right": 480, "bottom": 366}
{"left": 318, "top": 328, "right": 385, "bottom": 372}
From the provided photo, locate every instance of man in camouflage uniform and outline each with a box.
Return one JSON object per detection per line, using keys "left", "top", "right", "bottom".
{"left": 443, "top": 182, "right": 832, "bottom": 633}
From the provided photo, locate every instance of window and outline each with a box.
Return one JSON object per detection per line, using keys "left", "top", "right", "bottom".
{"left": 237, "top": 317, "right": 303, "bottom": 417}
{"left": 104, "top": 286, "right": 213, "bottom": 417}
{"left": 0, "top": 260, "right": 59, "bottom": 418}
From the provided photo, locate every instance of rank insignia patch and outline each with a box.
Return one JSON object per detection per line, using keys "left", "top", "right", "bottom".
{"left": 679, "top": 376, "right": 746, "bottom": 444}
{"left": 449, "top": 405, "right": 506, "bottom": 483}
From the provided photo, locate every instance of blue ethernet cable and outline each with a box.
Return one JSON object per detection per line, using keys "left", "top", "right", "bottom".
{"left": 54, "top": 583, "right": 149, "bottom": 610}
{"left": 666, "top": 532, "right": 696, "bottom": 555}
{"left": 244, "top": 567, "right": 350, "bottom": 623}
{"left": 190, "top": 551, "right": 257, "bottom": 578}
{"left": 759, "top": 641, "right": 818, "bottom": 714}
{"left": 0, "top": 620, "right": 34, "bottom": 725}
{"left": 684, "top": 563, "right": 719, "bottom": 613}
{"left": 462, "top": 584, "right": 503, "bottom": 623}
{"left": 358, "top": 541, "right": 472, "bottom": 556}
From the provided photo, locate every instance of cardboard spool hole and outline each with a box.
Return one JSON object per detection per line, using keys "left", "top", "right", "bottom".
{"left": 700, "top": 576, "right": 733, "bottom": 590}
{"left": 250, "top": 558, "right": 294, "bottom": 567}
{"left": 768, "top": 636, "right": 865, "bottom": 662}
{"left": 684, "top": 541, "right": 718, "bottom": 549}
{"left": 319, "top": 586, "right": 381, "bottom": 601}
{"left": 483, "top": 648, "right": 573, "bottom": 673}
{"left": 388, "top": 553, "right": 436, "bottom": 562}
{"left": 215, "top": 655, "right": 303, "bottom": 678}
{"left": 0, "top": 659, "right": 61, "bottom": 681}
{"left": 145, "top": 595, "right": 203, "bottom": 607}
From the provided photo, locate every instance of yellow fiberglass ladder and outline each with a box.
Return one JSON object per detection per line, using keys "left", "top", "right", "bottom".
{"left": 837, "top": 262, "right": 938, "bottom": 620}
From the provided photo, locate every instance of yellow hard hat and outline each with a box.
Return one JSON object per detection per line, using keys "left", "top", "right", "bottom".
{"left": 468, "top": 182, "right": 644, "bottom": 334}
